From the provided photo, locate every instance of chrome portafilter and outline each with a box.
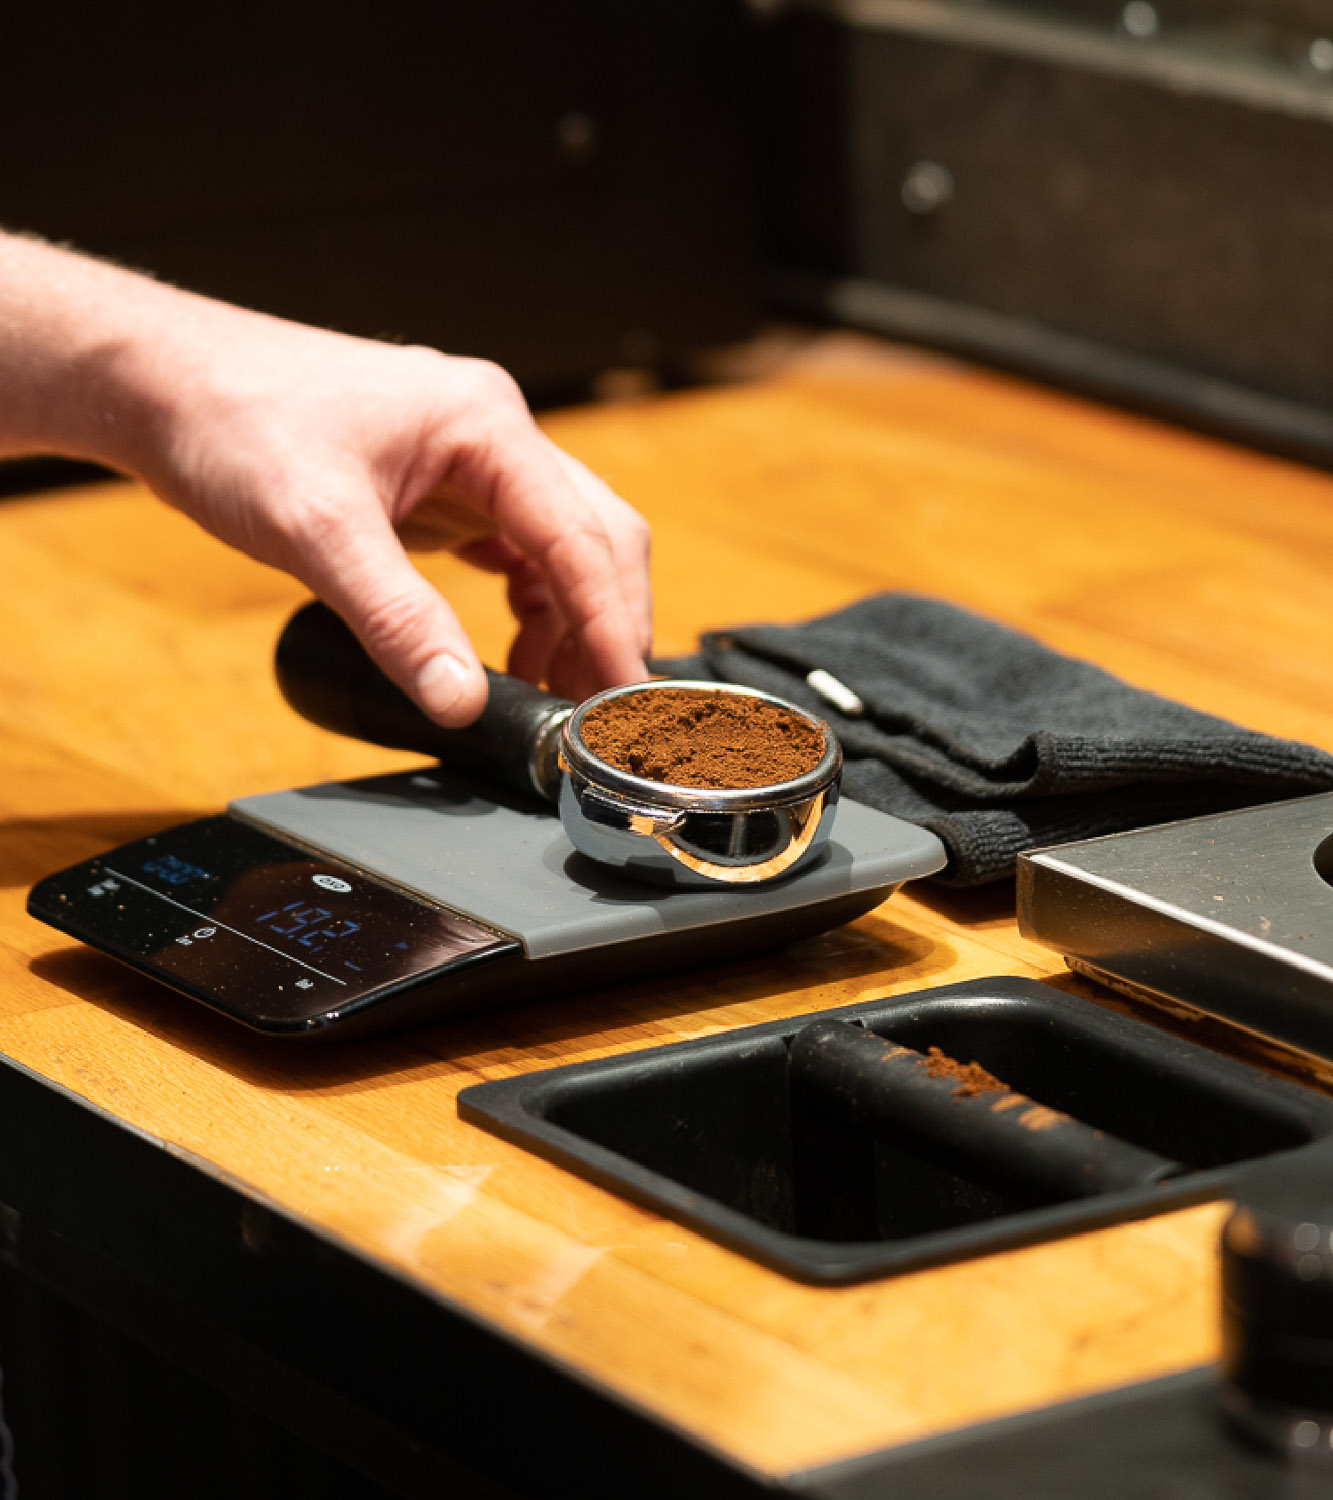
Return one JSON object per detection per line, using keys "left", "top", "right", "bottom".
{"left": 274, "top": 602, "right": 842, "bottom": 890}
{"left": 557, "top": 679, "right": 841, "bottom": 888}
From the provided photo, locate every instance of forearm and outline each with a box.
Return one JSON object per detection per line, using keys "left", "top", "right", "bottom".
{"left": 0, "top": 230, "right": 215, "bottom": 478}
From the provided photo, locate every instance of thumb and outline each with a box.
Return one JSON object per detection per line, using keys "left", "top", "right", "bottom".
{"left": 297, "top": 509, "right": 489, "bottom": 728}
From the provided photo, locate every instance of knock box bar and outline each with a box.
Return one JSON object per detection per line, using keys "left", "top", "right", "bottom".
{"left": 787, "top": 1020, "right": 1181, "bottom": 1203}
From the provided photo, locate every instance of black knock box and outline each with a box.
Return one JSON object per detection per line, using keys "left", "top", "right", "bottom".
{"left": 459, "top": 978, "right": 1333, "bottom": 1284}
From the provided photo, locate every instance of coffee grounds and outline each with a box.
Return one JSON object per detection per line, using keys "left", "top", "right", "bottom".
{"left": 919, "top": 1047, "right": 1066, "bottom": 1130}
{"left": 921, "top": 1045, "right": 1007, "bottom": 1098}
{"left": 579, "top": 688, "right": 825, "bottom": 790}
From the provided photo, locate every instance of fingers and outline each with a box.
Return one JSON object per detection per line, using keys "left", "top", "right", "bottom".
{"left": 423, "top": 529, "right": 569, "bottom": 685}
{"left": 547, "top": 441, "right": 653, "bottom": 660}
{"left": 396, "top": 484, "right": 499, "bottom": 553}
{"left": 462, "top": 516, "right": 645, "bottom": 698}
{"left": 502, "top": 446, "right": 653, "bottom": 699}
{"left": 503, "top": 557, "right": 566, "bottom": 687}
{"left": 430, "top": 363, "right": 652, "bottom": 693}
{"left": 289, "top": 497, "right": 490, "bottom": 728}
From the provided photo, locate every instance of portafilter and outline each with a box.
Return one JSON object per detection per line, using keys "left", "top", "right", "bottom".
{"left": 274, "top": 602, "right": 842, "bottom": 890}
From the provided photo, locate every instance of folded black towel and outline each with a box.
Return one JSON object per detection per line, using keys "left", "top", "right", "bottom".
{"left": 656, "top": 594, "right": 1333, "bottom": 886}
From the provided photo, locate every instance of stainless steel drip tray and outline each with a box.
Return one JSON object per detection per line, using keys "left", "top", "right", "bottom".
{"left": 1018, "top": 793, "right": 1333, "bottom": 1063}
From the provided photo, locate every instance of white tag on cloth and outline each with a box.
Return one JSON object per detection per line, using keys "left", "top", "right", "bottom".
{"left": 806, "top": 669, "right": 865, "bottom": 718}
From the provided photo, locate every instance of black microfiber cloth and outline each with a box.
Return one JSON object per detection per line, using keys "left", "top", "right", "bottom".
{"left": 655, "top": 593, "right": 1333, "bottom": 886}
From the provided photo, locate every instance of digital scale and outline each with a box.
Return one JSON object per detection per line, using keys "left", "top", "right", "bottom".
{"left": 27, "top": 767, "right": 947, "bottom": 1040}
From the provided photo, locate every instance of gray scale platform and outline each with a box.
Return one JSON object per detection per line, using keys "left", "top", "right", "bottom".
{"left": 232, "top": 769, "right": 947, "bottom": 959}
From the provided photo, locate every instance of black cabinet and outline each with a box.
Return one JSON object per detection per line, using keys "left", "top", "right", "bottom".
{"left": 759, "top": 0, "right": 1333, "bottom": 465}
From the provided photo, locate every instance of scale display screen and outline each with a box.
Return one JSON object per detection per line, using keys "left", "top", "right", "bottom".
{"left": 28, "top": 816, "right": 517, "bottom": 1032}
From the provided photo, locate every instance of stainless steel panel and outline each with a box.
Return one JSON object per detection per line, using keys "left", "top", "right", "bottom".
{"left": 1018, "top": 794, "right": 1333, "bottom": 1059}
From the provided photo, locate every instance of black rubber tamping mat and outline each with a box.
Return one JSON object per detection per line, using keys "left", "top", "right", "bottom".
{"left": 459, "top": 978, "right": 1333, "bottom": 1284}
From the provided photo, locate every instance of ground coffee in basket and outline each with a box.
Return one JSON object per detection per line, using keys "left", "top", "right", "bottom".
{"left": 578, "top": 688, "right": 825, "bottom": 790}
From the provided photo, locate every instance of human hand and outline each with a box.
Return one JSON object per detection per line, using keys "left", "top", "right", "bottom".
{"left": 129, "top": 311, "right": 651, "bottom": 725}
{"left": 0, "top": 233, "right": 651, "bottom": 724}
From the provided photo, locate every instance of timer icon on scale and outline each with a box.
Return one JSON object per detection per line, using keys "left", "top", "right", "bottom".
{"left": 175, "top": 926, "right": 216, "bottom": 946}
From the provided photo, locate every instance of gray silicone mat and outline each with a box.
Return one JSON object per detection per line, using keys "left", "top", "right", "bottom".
{"left": 231, "top": 769, "right": 947, "bottom": 959}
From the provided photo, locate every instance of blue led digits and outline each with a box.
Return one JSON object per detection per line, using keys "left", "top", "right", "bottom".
{"left": 256, "top": 901, "right": 330, "bottom": 936}
{"left": 253, "top": 901, "right": 361, "bottom": 956}
{"left": 141, "top": 854, "right": 213, "bottom": 886}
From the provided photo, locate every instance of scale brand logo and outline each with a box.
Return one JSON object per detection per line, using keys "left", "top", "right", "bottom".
{"left": 312, "top": 874, "right": 352, "bottom": 894}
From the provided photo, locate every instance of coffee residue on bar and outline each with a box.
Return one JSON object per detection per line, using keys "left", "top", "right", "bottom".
{"left": 919, "top": 1045, "right": 1066, "bottom": 1132}
{"left": 579, "top": 687, "right": 825, "bottom": 790}
{"left": 921, "top": 1045, "right": 1007, "bottom": 1098}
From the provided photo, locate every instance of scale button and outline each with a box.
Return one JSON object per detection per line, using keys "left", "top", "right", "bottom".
{"left": 312, "top": 874, "right": 352, "bottom": 894}
{"left": 295, "top": 978, "right": 314, "bottom": 990}
{"left": 193, "top": 927, "right": 217, "bottom": 940}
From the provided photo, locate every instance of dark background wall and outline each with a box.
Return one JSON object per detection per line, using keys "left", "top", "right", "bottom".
{"left": 0, "top": 2, "right": 757, "bottom": 400}
{"left": 10, "top": 0, "right": 1333, "bottom": 471}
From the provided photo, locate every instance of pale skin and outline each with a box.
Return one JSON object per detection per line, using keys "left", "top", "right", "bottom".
{"left": 0, "top": 231, "right": 653, "bottom": 725}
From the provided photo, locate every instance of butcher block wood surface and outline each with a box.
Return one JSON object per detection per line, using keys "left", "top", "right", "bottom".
{"left": 3, "top": 332, "right": 1333, "bottom": 1479}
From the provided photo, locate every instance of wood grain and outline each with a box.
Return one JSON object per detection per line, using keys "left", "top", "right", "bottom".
{"left": 2, "top": 334, "right": 1331, "bottom": 1475}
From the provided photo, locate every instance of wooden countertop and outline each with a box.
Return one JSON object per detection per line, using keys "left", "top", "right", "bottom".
{"left": 4, "top": 333, "right": 1333, "bottom": 1482}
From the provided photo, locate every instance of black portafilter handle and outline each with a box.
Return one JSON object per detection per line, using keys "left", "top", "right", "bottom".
{"left": 274, "top": 600, "right": 573, "bottom": 803}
